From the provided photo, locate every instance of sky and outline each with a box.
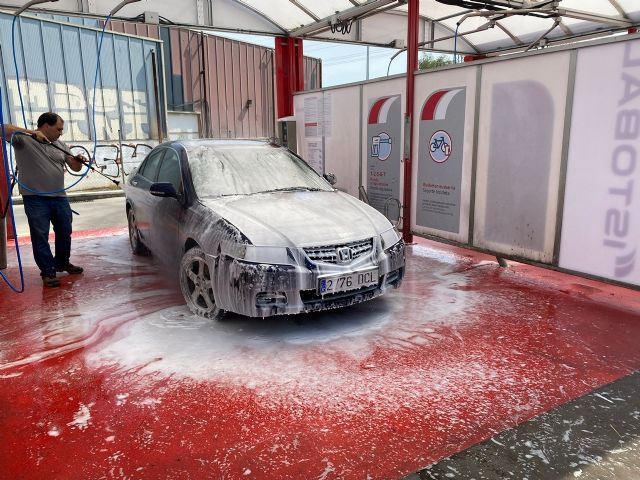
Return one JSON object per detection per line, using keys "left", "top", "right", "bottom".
{"left": 212, "top": 31, "right": 409, "bottom": 88}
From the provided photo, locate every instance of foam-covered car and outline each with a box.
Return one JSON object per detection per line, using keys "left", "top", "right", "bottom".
{"left": 124, "top": 139, "right": 405, "bottom": 318}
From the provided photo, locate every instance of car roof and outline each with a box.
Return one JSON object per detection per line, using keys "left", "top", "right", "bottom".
{"left": 169, "top": 138, "right": 273, "bottom": 149}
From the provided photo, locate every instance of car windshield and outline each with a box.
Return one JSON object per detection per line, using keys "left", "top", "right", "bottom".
{"left": 186, "top": 144, "right": 333, "bottom": 197}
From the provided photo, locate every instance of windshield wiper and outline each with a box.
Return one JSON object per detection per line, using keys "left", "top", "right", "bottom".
{"left": 260, "top": 186, "right": 326, "bottom": 193}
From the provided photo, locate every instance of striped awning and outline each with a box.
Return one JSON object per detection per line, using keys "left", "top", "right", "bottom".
{"left": 0, "top": 0, "right": 638, "bottom": 55}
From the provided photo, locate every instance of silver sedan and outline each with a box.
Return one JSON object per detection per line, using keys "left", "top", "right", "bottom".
{"left": 124, "top": 139, "right": 405, "bottom": 319}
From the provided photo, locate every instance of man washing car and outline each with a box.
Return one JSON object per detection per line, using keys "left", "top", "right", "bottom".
{"left": 3, "top": 112, "right": 86, "bottom": 287}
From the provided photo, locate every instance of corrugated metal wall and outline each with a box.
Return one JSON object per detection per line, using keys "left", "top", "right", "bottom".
{"left": 0, "top": 13, "right": 165, "bottom": 142}
{"left": 304, "top": 56, "right": 321, "bottom": 91}
{"left": 200, "top": 34, "right": 275, "bottom": 138}
{"left": 108, "top": 21, "right": 321, "bottom": 139}
{"left": 33, "top": 13, "right": 101, "bottom": 28}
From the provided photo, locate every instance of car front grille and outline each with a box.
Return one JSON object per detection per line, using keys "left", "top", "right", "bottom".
{"left": 304, "top": 238, "right": 374, "bottom": 264}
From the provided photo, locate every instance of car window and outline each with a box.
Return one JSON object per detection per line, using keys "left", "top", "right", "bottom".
{"left": 137, "top": 149, "right": 165, "bottom": 181}
{"left": 186, "top": 144, "right": 333, "bottom": 197}
{"left": 156, "top": 149, "right": 182, "bottom": 193}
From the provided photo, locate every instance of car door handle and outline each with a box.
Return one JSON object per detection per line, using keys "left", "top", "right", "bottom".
{"left": 131, "top": 180, "right": 138, "bottom": 186}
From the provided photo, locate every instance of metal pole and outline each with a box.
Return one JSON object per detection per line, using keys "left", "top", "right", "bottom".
{"left": 151, "top": 50, "right": 164, "bottom": 143}
{"left": 401, "top": 0, "right": 418, "bottom": 243}
{"left": 366, "top": 45, "right": 370, "bottom": 80}
{"left": 200, "top": 32, "right": 211, "bottom": 138}
{"left": 15, "top": 0, "right": 59, "bottom": 16}
{"left": 118, "top": 128, "right": 125, "bottom": 185}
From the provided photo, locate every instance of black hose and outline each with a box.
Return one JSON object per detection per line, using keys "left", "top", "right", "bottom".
{"left": 65, "top": 145, "right": 92, "bottom": 177}
{"left": 44, "top": 140, "right": 120, "bottom": 186}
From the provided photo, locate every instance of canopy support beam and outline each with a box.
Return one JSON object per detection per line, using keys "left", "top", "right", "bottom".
{"left": 275, "top": 37, "right": 304, "bottom": 118}
{"left": 402, "top": 0, "right": 418, "bottom": 243}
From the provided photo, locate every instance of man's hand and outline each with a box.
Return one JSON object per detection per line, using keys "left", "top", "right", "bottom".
{"left": 31, "top": 131, "right": 50, "bottom": 143}
{"left": 67, "top": 154, "right": 85, "bottom": 172}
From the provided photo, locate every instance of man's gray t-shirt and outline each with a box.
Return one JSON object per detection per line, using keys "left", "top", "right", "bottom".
{"left": 13, "top": 135, "right": 70, "bottom": 197}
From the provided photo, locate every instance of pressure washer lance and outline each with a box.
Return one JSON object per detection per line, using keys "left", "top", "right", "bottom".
{"left": 33, "top": 135, "right": 120, "bottom": 187}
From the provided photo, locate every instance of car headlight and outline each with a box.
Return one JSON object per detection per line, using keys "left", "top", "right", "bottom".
{"left": 380, "top": 228, "right": 401, "bottom": 250}
{"left": 243, "top": 246, "right": 292, "bottom": 265}
{"left": 221, "top": 241, "right": 293, "bottom": 265}
{"left": 220, "top": 240, "right": 247, "bottom": 259}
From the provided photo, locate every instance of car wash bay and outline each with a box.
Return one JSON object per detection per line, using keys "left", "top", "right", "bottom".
{"left": 1, "top": 227, "right": 639, "bottom": 479}
{"left": 2, "top": 1, "right": 640, "bottom": 479}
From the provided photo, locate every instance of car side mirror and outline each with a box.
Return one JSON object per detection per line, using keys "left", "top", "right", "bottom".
{"left": 323, "top": 173, "right": 337, "bottom": 186}
{"left": 150, "top": 182, "right": 178, "bottom": 198}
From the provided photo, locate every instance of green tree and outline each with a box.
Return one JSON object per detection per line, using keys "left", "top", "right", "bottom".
{"left": 419, "top": 54, "right": 453, "bottom": 70}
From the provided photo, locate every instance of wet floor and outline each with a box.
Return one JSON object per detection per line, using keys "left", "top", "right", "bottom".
{"left": 405, "top": 370, "right": 640, "bottom": 480}
{"left": 1, "top": 231, "right": 639, "bottom": 479}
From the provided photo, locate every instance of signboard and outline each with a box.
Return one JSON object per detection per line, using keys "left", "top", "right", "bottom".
{"left": 416, "top": 88, "right": 466, "bottom": 233}
{"left": 560, "top": 40, "right": 640, "bottom": 286}
{"left": 303, "top": 94, "right": 325, "bottom": 173}
{"left": 366, "top": 95, "right": 401, "bottom": 218}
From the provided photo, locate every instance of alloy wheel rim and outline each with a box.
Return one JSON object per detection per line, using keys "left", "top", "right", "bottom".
{"left": 185, "top": 256, "right": 215, "bottom": 310}
{"left": 128, "top": 212, "right": 138, "bottom": 250}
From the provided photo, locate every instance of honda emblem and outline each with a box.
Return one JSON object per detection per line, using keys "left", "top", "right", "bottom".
{"left": 337, "top": 247, "right": 352, "bottom": 264}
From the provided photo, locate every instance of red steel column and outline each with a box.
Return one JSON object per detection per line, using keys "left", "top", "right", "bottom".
{"left": 402, "top": 0, "right": 419, "bottom": 243}
{"left": 0, "top": 147, "right": 15, "bottom": 240}
{"left": 275, "top": 37, "right": 304, "bottom": 118}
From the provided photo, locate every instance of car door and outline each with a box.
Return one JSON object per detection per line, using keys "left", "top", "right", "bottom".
{"left": 128, "top": 148, "right": 165, "bottom": 248}
{"left": 148, "top": 147, "right": 186, "bottom": 262}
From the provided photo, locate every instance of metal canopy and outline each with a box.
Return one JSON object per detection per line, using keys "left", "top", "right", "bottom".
{"left": 0, "top": 0, "right": 638, "bottom": 55}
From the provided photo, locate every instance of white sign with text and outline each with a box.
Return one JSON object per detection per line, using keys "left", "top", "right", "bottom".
{"left": 560, "top": 40, "right": 640, "bottom": 286}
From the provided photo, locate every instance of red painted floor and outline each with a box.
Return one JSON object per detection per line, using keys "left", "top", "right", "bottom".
{"left": 1, "top": 231, "right": 639, "bottom": 479}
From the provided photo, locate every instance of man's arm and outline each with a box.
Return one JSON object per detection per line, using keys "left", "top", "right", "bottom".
{"left": 2, "top": 124, "right": 49, "bottom": 143}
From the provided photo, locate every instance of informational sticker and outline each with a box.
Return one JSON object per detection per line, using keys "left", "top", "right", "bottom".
{"left": 304, "top": 96, "right": 323, "bottom": 137}
{"left": 323, "top": 93, "right": 332, "bottom": 138}
{"left": 366, "top": 95, "right": 401, "bottom": 219}
{"left": 306, "top": 140, "right": 323, "bottom": 173}
{"left": 416, "top": 88, "right": 466, "bottom": 233}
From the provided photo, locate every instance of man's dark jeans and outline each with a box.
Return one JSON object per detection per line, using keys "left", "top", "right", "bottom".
{"left": 22, "top": 195, "right": 73, "bottom": 277}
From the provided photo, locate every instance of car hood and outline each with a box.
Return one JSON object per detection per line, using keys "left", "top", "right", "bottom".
{"left": 200, "top": 191, "right": 392, "bottom": 247}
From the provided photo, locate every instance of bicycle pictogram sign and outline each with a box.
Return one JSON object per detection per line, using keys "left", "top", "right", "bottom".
{"left": 428, "top": 130, "right": 452, "bottom": 163}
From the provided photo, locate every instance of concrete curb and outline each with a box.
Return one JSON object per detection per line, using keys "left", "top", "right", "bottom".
{"left": 11, "top": 190, "right": 125, "bottom": 205}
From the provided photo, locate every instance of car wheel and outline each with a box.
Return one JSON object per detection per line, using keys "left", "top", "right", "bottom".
{"left": 179, "top": 246, "right": 222, "bottom": 319}
{"left": 127, "top": 208, "right": 149, "bottom": 256}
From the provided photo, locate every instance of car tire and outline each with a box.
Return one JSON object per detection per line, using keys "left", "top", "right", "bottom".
{"left": 179, "top": 246, "right": 223, "bottom": 320}
{"left": 127, "top": 208, "right": 149, "bottom": 256}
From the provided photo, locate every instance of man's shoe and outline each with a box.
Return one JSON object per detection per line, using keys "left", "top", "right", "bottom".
{"left": 56, "top": 263, "right": 84, "bottom": 274}
{"left": 42, "top": 275, "right": 60, "bottom": 287}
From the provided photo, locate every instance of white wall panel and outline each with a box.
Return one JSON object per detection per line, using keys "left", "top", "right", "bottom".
{"left": 560, "top": 40, "right": 640, "bottom": 286}
{"left": 411, "top": 66, "right": 478, "bottom": 243}
{"left": 294, "top": 86, "right": 361, "bottom": 196}
{"left": 473, "top": 52, "right": 571, "bottom": 263}
{"left": 322, "top": 86, "right": 360, "bottom": 197}
{"left": 295, "top": 78, "right": 404, "bottom": 202}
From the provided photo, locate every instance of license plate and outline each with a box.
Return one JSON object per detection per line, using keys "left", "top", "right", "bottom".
{"left": 319, "top": 268, "right": 378, "bottom": 295}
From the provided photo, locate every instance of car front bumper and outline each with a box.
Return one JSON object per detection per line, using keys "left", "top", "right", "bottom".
{"left": 208, "top": 240, "right": 405, "bottom": 318}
